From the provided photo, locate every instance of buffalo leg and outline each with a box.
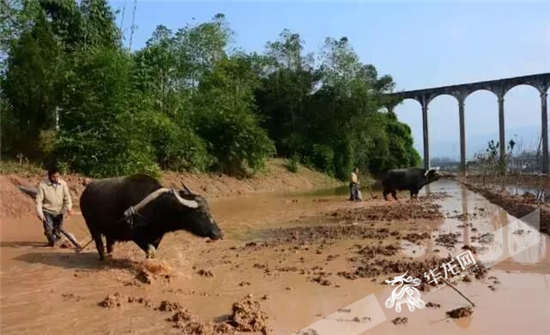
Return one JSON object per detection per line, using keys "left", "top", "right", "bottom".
{"left": 134, "top": 239, "right": 156, "bottom": 258}
{"left": 383, "top": 190, "right": 389, "bottom": 201}
{"left": 391, "top": 190, "right": 398, "bottom": 200}
{"left": 106, "top": 238, "right": 115, "bottom": 255}
{"left": 93, "top": 233, "right": 106, "bottom": 260}
{"left": 146, "top": 245, "right": 156, "bottom": 259}
{"left": 152, "top": 236, "right": 163, "bottom": 249}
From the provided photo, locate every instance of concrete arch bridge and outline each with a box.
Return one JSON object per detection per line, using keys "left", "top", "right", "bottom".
{"left": 387, "top": 73, "right": 550, "bottom": 173}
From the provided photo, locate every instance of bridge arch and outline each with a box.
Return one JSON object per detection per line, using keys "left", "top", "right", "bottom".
{"left": 464, "top": 90, "right": 500, "bottom": 161}
{"left": 464, "top": 88, "right": 498, "bottom": 101}
{"left": 392, "top": 98, "right": 424, "bottom": 161}
{"left": 427, "top": 94, "right": 460, "bottom": 165}
{"left": 503, "top": 84, "right": 544, "bottom": 170}
{"left": 426, "top": 93, "right": 459, "bottom": 107}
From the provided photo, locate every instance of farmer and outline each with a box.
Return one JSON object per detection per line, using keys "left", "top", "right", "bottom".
{"left": 349, "top": 167, "right": 360, "bottom": 201}
{"left": 35, "top": 165, "right": 74, "bottom": 246}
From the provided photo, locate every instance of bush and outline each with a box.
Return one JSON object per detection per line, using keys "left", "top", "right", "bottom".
{"left": 311, "top": 144, "right": 335, "bottom": 175}
{"left": 141, "top": 111, "right": 211, "bottom": 172}
{"left": 192, "top": 56, "right": 275, "bottom": 175}
{"left": 286, "top": 154, "right": 300, "bottom": 173}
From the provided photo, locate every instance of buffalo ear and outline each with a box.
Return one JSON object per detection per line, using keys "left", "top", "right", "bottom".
{"left": 424, "top": 168, "right": 436, "bottom": 177}
{"left": 181, "top": 184, "right": 193, "bottom": 195}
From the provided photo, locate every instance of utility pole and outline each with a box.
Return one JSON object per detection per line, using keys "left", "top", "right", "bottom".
{"left": 129, "top": 0, "right": 137, "bottom": 50}
{"left": 119, "top": 0, "right": 127, "bottom": 33}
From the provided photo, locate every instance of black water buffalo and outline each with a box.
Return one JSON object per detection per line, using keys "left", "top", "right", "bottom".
{"left": 80, "top": 174, "right": 222, "bottom": 260}
{"left": 382, "top": 168, "right": 440, "bottom": 200}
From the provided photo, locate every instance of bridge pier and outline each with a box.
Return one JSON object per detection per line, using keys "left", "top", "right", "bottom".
{"left": 421, "top": 98, "right": 430, "bottom": 170}
{"left": 497, "top": 94, "right": 506, "bottom": 168}
{"left": 541, "top": 90, "right": 548, "bottom": 174}
{"left": 458, "top": 96, "right": 466, "bottom": 174}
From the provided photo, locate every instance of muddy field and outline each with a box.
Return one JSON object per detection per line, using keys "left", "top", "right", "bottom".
{"left": 1, "top": 175, "right": 549, "bottom": 335}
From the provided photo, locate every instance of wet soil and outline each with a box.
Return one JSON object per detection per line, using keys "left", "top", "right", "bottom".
{"left": 1, "top": 178, "right": 549, "bottom": 335}
{"left": 461, "top": 178, "right": 550, "bottom": 235}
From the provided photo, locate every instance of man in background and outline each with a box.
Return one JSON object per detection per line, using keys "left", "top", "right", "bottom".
{"left": 36, "top": 165, "right": 73, "bottom": 246}
{"left": 349, "top": 167, "right": 360, "bottom": 201}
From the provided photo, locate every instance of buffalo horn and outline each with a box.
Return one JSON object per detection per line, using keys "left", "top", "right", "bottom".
{"left": 172, "top": 189, "right": 199, "bottom": 208}
{"left": 133, "top": 188, "right": 172, "bottom": 212}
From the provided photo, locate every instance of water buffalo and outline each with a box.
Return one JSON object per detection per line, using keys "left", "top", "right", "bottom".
{"left": 382, "top": 168, "right": 440, "bottom": 200}
{"left": 80, "top": 174, "right": 222, "bottom": 260}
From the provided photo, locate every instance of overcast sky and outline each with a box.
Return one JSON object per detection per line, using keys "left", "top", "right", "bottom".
{"left": 110, "top": 0, "right": 550, "bottom": 160}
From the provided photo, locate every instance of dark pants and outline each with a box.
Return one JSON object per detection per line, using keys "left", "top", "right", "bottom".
{"left": 349, "top": 182, "right": 359, "bottom": 201}
{"left": 43, "top": 212, "right": 64, "bottom": 246}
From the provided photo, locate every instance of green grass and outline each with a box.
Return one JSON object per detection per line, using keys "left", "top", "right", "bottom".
{"left": 0, "top": 159, "right": 44, "bottom": 175}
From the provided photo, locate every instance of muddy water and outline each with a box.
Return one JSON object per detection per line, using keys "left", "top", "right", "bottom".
{"left": 365, "top": 180, "right": 550, "bottom": 335}
{"left": 1, "top": 179, "right": 549, "bottom": 334}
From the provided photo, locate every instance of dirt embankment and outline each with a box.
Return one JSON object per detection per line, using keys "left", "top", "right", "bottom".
{"left": 160, "top": 159, "right": 341, "bottom": 198}
{"left": 464, "top": 174, "right": 550, "bottom": 189}
{"left": 0, "top": 159, "right": 340, "bottom": 220}
{"left": 460, "top": 177, "right": 550, "bottom": 235}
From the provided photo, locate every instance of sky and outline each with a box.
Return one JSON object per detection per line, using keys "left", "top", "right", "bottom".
{"left": 109, "top": 0, "right": 550, "bottom": 160}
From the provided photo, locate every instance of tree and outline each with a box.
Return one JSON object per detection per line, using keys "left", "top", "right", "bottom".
{"left": 79, "top": 0, "right": 121, "bottom": 49}
{"left": 2, "top": 12, "right": 63, "bottom": 158}
{"left": 192, "top": 55, "right": 274, "bottom": 174}
{"left": 172, "top": 13, "right": 232, "bottom": 89}
{"left": 257, "top": 30, "right": 317, "bottom": 156}
{"left": 55, "top": 48, "right": 158, "bottom": 177}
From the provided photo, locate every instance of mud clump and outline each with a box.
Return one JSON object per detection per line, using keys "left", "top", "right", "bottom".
{"left": 228, "top": 294, "right": 269, "bottom": 335}
{"left": 126, "top": 296, "right": 153, "bottom": 307}
{"left": 461, "top": 245, "right": 477, "bottom": 254}
{"left": 197, "top": 269, "right": 214, "bottom": 277}
{"left": 99, "top": 292, "right": 123, "bottom": 308}
{"left": 391, "top": 317, "right": 408, "bottom": 325}
{"left": 136, "top": 270, "right": 154, "bottom": 284}
{"left": 470, "top": 263, "right": 489, "bottom": 280}
{"left": 162, "top": 295, "right": 269, "bottom": 334}
{"left": 354, "top": 244, "right": 399, "bottom": 257}
{"left": 478, "top": 232, "right": 494, "bottom": 244}
{"left": 435, "top": 233, "right": 459, "bottom": 248}
{"left": 159, "top": 300, "right": 184, "bottom": 312}
{"left": 331, "top": 202, "right": 443, "bottom": 222}
{"left": 446, "top": 306, "right": 473, "bottom": 318}
{"left": 141, "top": 259, "right": 172, "bottom": 274}
{"left": 169, "top": 309, "right": 194, "bottom": 324}
{"left": 426, "top": 302, "right": 441, "bottom": 308}
{"left": 339, "top": 256, "right": 451, "bottom": 290}
{"left": 404, "top": 232, "right": 431, "bottom": 244}
{"left": 61, "top": 293, "right": 82, "bottom": 301}
{"left": 254, "top": 225, "right": 392, "bottom": 247}
{"left": 134, "top": 260, "right": 173, "bottom": 284}
{"left": 311, "top": 275, "right": 332, "bottom": 286}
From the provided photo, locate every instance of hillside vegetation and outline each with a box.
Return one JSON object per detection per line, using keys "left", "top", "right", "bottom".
{"left": 1, "top": 1, "right": 419, "bottom": 179}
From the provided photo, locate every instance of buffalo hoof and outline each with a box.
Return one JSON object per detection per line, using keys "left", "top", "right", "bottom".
{"left": 146, "top": 245, "right": 156, "bottom": 259}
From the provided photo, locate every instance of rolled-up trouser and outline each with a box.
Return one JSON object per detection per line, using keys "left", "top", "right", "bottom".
{"left": 349, "top": 182, "right": 359, "bottom": 201}
{"left": 43, "top": 212, "right": 64, "bottom": 246}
